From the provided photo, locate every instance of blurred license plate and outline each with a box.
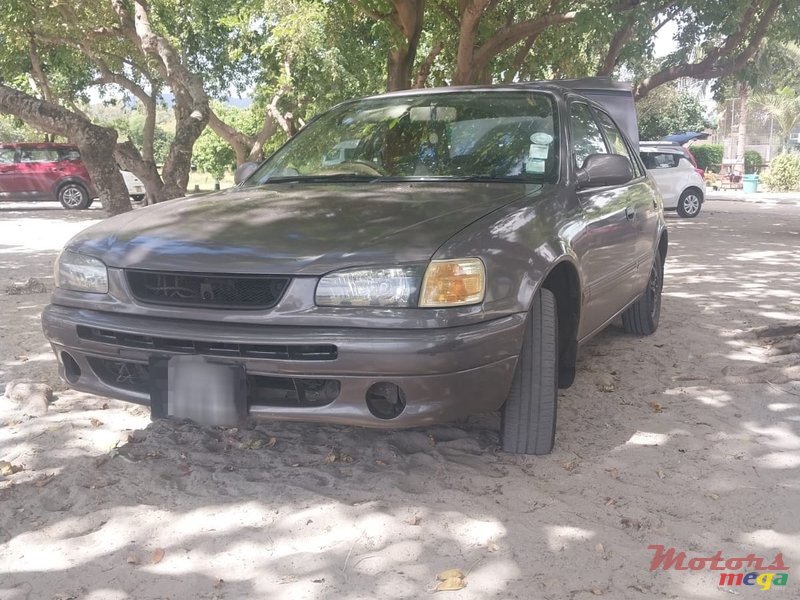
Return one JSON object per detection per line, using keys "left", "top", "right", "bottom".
{"left": 150, "top": 355, "right": 245, "bottom": 426}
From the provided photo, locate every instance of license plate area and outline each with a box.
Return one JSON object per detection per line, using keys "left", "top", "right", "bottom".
{"left": 150, "top": 355, "right": 246, "bottom": 426}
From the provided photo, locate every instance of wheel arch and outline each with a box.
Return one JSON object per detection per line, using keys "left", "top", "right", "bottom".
{"left": 540, "top": 258, "right": 581, "bottom": 388}
{"left": 683, "top": 185, "right": 704, "bottom": 202}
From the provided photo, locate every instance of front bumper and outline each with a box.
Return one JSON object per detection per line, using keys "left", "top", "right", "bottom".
{"left": 42, "top": 305, "right": 526, "bottom": 428}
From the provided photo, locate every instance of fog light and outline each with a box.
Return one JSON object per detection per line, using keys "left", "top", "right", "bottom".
{"left": 366, "top": 382, "right": 406, "bottom": 419}
{"left": 61, "top": 352, "right": 81, "bottom": 383}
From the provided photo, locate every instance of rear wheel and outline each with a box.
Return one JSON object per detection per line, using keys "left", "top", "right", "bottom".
{"left": 58, "top": 183, "right": 89, "bottom": 210}
{"left": 501, "top": 287, "right": 558, "bottom": 455}
{"left": 622, "top": 258, "right": 663, "bottom": 335}
{"left": 677, "top": 189, "right": 702, "bottom": 218}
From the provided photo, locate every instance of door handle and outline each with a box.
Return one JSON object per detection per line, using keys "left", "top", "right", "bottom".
{"left": 625, "top": 206, "right": 635, "bottom": 221}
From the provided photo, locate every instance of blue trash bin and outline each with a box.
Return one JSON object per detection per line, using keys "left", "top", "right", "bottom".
{"left": 743, "top": 174, "right": 759, "bottom": 193}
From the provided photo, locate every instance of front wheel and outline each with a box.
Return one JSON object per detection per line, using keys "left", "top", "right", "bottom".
{"left": 677, "top": 189, "right": 702, "bottom": 218}
{"left": 622, "top": 258, "right": 663, "bottom": 335}
{"left": 58, "top": 183, "right": 89, "bottom": 210}
{"left": 501, "top": 287, "right": 558, "bottom": 455}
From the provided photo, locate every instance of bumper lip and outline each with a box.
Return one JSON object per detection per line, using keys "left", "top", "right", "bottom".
{"left": 42, "top": 304, "right": 525, "bottom": 427}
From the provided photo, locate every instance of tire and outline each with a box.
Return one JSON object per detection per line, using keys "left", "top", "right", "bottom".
{"left": 501, "top": 287, "right": 558, "bottom": 455}
{"left": 676, "top": 189, "right": 702, "bottom": 218}
{"left": 58, "top": 183, "right": 89, "bottom": 210}
{"left": 622, "top": 258, "right": 663, "bottom": 335}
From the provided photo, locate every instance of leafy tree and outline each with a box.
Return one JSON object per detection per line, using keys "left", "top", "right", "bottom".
{"left": 636, "top": 85, "right": 709, "bottom": 140}
{"left": 744, "top": 150, "right": 763, "bottom": 174}
{"left": 754, "top": 88, "right": 800, "bottom": 151}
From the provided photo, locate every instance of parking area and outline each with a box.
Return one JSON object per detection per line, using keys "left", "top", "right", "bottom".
{"left": 1, "top": 200, "right": 799, "bottom": 599}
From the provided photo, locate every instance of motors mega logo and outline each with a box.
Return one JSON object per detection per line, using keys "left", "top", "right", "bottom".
{"left": 648, "top": 545, "right": 790, "bottom": 590}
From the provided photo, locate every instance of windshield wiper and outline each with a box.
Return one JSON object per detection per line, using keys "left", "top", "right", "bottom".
{"left": 261, "top": 174, "right": 378, "bottom": 184}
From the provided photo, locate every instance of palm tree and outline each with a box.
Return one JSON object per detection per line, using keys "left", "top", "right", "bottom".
{"left": 754, "top": 87, "right": 800, "bottom": 152}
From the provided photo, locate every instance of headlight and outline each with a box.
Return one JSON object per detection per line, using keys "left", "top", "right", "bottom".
{"left": 55, "top": 250, "right": 108, "bottom": 294}
{"left": 315, "top": 266, "right": 424, "bottom": 307}
{"left": 419, "top": 258, "right": 485, "bottom": 307}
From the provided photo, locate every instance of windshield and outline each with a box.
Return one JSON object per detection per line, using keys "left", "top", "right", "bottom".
{"left": 245, "top": 91, "right": 558, "bottom": 185}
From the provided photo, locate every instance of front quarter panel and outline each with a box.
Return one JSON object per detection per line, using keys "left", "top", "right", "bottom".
{"left": 432, "top": 185, "right": 582, "bottom": 318}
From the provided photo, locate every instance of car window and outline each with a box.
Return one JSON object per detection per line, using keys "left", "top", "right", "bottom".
{"left": 20, "top": 148, "right": 60, "bottom": 163}
{"left": 569, "top": 102, "right": 608, "bottom": 168}
{"left": 0, "top": 148, "right": 15, "bottom": 164}
{"left": 594, "top": 110, "right": 642, "bottom": 177}
{"left": 60, "top": 148, "right": 81, "bottom": 161}
{"left": 640, "top": 152, "right": 678, "bottom": 169}
{"left": 247, "top": 91, "right": 559, "bottom": 184}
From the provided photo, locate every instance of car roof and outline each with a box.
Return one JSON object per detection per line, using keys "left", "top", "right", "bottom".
{"left": 0, "top": 142, "right": 78, "bottom": 149}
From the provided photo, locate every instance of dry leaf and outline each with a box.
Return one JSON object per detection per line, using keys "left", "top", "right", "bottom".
{"left": 595, "top": 543, "right": 605, "bottom": 554}
{"left": 33, "top": 473, "right": 55, "bottom": 487}
{"left": 656, "top": 469, "right": 666, "bottom": 480}
{"left": 279, "top": 575, "right": 298, "bottom": 584}
{"left": 704, "top": 491, "right": 720, "bottom": 501}
{"left": 591, "top": 587, "right": 604, "bottom": 595}
{"left": 0, "top": 461, "right": 23, "bottom": 476}
{"left": 90, "top": 418, "right": 104, "bottom": 427}
{"left": 324, "top": 451, "right": 337, "bottom": 464}
{"left": 406, "top": 514, "right": 422, "bottom": 526}
{"left": 375, "top": 459, "right": 387, "bottom": 467}
{"left": 604, "top": 497, "right": 616, "bottom": 506}
{"left": 101, "top": 403, "right": 109, "bottom": 410}
{"left": 649, "top": 402, "right": 664, "bottom": 413}
{"left": 605, "top": 468, "right": 620, "bottom": 480}
{"left": 213, "top": 579, "right": 225, "bottom": 589}
{"left": 151, "top": 548, "right": 165, "bottom": 564}
{"left": 126, "top": 554, "right": 140, "bottom": 565}
{"left": 435, "top": 569, "right": 466, "bottom": 592}
{"left": 266, "top": 437, "right": 278, "bottom": 448}
{"left": 487, "top": 540, "right": 499, "bottom": 552}
{"left": 562, "top": 459, "right": 578, "bottom": 472}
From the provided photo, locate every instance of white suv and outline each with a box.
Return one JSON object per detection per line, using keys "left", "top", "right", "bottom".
{"left": 640, "top": 145, "right": 705, "bottom": 218}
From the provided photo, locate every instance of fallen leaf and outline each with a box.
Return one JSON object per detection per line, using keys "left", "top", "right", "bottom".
{"left": 704, "top": 491, "right": 720, "bottom": 501}
{"left": 620, "top": 517, "right": 642, "bottom": 530}
{"left": 151, "top": 548, "right": 165, "bottom": 564}
{"left": 656, "top": 469, "right": 666, "bottom": 480}
{"left": 562, "top": 459, "right": 578, "bottom": 472}
{"left": 90, "top": 418, "right": 104, "bottom": 427}
{"left": 604, "top": 497, "right": 616, "bottom": 506}
{"left": 649, "top": 402, "right": 664, "bottom": 413}
{"left": 266, "top": 436, "right": 278, "bottom": 448}
{"left": 126, "top": 554, "right": 140, "bottom": 565}
{"left": 435, "top": 569, "right": 466, "bottom": 592}
{"left": 598, "top": 383, "right": 616, "bottom": 392}
{"left": 101, "top": 403, "right": 109, "bottom": 410}
{"left": 0, "top": 461, "right": 23, "bottom": 476}
{"left": 213, "top": 579, "right": 224, "bottom": 589}
{"left": 312, "top": 578, "right": 325, "bottom": 583}
{"left": 33, "top": 473, "right": 55, "bottom": 487}
{"left": 279, "top": 575, "right": 298, "bottom": 584}
{"left": 605, "top": 468, "right": 620, "bottom": 480}
{"left": 595, "top": 543, "right": 605, "bottom": 554}
{"left": 375, "top": 459, "right": 387, "bottom": 467}
{"left": 406, "top": 515, "right": 422, "bottom": 526}
{"left": 324, "top": 451, "right": 337, "bottom": 464}
{"left": 487, "top": 540, "right": 499, "bottom": 552}
{"left": 591, "top": 587, "right": 604, "bottom": 595}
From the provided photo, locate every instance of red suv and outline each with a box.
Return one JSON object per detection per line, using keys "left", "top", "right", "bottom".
{"left": 0, "top": 143, "right": 98, "bottom": 209}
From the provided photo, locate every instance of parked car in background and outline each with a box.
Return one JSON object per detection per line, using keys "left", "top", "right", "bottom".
{"left": 0, "top": 142, "right": 97, "bottom": 209}
{"left": 640, "top": 140, "right": 704, "bottom": 177}
{"left": 120, "top": 169, "right": 146, "bottom": 202}
{"left": 640, "top": 144, "right": 705, "bottom": 218}
{"left": 43, "top": 80, "right": 668, "bottom": 455}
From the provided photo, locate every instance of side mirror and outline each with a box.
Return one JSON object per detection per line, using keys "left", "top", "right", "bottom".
{"left": 234, "top": 161, "right": 259, "bottom": 185}
{"left": 576, "top": 153, "right": 633, "bottom": 188}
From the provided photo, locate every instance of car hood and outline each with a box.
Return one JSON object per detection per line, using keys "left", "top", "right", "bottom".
{"left": 67, "top": 182, "right": 543, "bottom": 275}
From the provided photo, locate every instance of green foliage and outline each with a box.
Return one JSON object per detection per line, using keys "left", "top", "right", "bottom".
{"left": 754, "top": 88, "right": 800, "bottom": 151}
{"left": 192, "top": 104, "right": 266, "bottom": 179}
{"left": 691, "top": 144, "right": 724, "bottom": 172}
{"left": 637, "top": 85, "right": 710, "bottom": 140}
{"left": 761, "top": 152, "right": 800, "bottom": 191}
{"left": 0, "top": 114, "right": 40, "bottom": 141}
{"left": 744, "top": 150, "right": 763, "bottom": 174}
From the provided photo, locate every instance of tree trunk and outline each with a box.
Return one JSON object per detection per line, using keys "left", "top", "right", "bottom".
{"left": 161, "top": 88, "right": 208, "bottom": 199}
{"left": 0, "top": 83, "right": 131, "bottom": 215}
{"left": 387, "top": 48, "right": 416, "bottom": 91}
{"left": 736, "top": 83, "right": 748, "bottom": 161}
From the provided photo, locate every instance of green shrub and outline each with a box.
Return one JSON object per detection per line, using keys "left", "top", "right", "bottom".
{"left": 690, "top": 144, "right": 724, "bottom": 172}
{"left": 744, "top": 150, "right": 763, "bottom": 174}
{"left": 761, "top": 152, "right": 800, "bottom": 191}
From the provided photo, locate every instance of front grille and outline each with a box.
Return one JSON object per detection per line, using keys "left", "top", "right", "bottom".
{"left": 126, "top": 269, "right": 290, "bottom": 309}
{"left": 87, "top": 356, "right": 339, "bottom": 407}
{"left": 77, "top": 326, "right": 338, "bottom": 361}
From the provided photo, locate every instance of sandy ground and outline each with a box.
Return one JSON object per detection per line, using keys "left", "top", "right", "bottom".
{"left": 0, "top": 200, "right": 798, "bottom": 600}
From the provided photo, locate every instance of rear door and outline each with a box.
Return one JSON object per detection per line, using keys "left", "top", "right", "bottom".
{"left": 641, "top": 151, "right": 680, "bottom": 207}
